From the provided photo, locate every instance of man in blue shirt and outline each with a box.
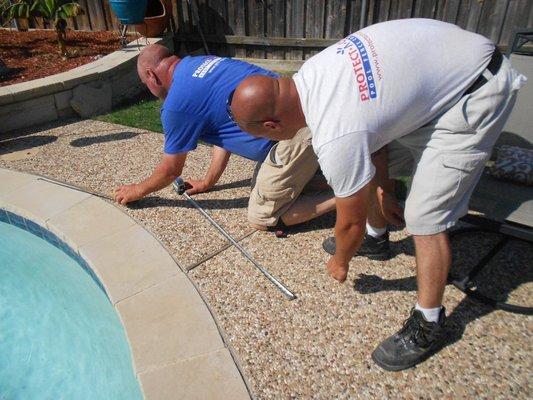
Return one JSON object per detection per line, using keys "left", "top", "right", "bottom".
{"left": 114, "top": 44, "right": 335, "bottom": 229}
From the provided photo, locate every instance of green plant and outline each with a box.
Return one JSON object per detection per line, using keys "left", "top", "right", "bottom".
{"left": 36, "top": 0, "right": 84, "bottom": 56}
{"left": 1, "top": 1, "right": 12, "bottom": 15}
{"left": 3, "top": 0, "right": 33, "bottom": 18}
{"left": 3, "top": 0, "right": 84, "bottom": 57}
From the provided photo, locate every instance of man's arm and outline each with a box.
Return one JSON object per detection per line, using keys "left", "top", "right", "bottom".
{"left": 371, "top": 146, "right": 404, "bottom": 226}
{"left": 114, "top": 152, "right": 187, "bottom": 205}
{"left": 184, "top": 145, "right": 231, "bottom": 195}
{"left": 326, "top": 183, "right": 371, "bottom": 282}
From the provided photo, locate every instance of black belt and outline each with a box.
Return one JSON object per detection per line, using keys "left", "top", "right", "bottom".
{"left": 464, "top": 47, "right": 503, "bottom": 95}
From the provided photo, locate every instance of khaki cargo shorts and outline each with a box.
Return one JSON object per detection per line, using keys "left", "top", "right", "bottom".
{"left": 248, "top": 127, "right": 319, "bottom": 226}
{"left": 388, "top": 57, "right": 524, "bottom": 235}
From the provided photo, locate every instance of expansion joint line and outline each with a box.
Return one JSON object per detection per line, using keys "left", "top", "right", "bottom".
{"left": 185, "top": 229, "right": 258, "bottom": 272}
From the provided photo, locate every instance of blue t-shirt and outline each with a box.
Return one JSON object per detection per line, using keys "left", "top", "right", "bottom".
{"left": 161, "top": 56, "right": 277, "bottom": 161}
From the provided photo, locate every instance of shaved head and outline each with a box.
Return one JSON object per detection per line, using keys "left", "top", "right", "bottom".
{"left": 136, "top": 44, "right": 179, "bottom": 99}
{"left": 230, "top": 75, "right": 278, "bottom": 125}
{"left": 230, "top": 75, "right": 307, "bottom": 141}
{"left": 137, "top": 44, "right": 171, "bottom": 82}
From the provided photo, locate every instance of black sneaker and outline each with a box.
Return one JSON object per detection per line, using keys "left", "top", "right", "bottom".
{"left": 322, "top": 232, "right": 391, "bottom": 261}
{"left": 371, "top": 307, "right": 447, "bottom": 371}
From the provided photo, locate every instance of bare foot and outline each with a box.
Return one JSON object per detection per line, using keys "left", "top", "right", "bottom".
{"left": 327, "top": 257, "right": 349, "bottom": 283}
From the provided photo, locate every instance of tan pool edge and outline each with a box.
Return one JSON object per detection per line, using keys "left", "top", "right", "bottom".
{"left": 0, "top": 168, "right": 251, "bottom": 400}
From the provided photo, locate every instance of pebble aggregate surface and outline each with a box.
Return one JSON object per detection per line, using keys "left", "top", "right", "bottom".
{"left": 1, "top": 119, "right": 531, "bottom": 399}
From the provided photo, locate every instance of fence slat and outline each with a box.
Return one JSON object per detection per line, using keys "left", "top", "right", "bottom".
{"left": 397, "top": 0, "right": 413, "bottom": 19}
{"left": 374, "top": 0, "right": 391, "bottom": 23}
{"left": 325, "top": 0, "right": 347, "bottom": 38}
{"left": 86, "top": 0, "right": 108, "bottom": 31}
{"left": 247, "top": 0, "right": 266, "bottom": 58}
{"left": 304, "top": 0, "right": 325, "bottom": 59}
{"left": 411, "top": 0, "right": 437, "bottom": 19}
{"left": 386, "top": 0, "right": 399, "bottom": 20}
{"left": 266, "top": 0, "right": 286, "bottom": 59}
{"left": 500, "top": 0, "right": 533, "bottom": 46}
{"left": 34, "top": 17, "right": 46, "bottom": 29}
{"left": 454, "top": 0, "right": 473, "bottom": 30}
{"left": 75, "top": 0, "right": 92, "bottom": 31}
{"left": 345, "top": 0, "right": 360, "bottom": 32}
{"left": 207, "top": 0, "right": 229, "bottom": 55}
{"left": 442, "top": 0, "right": 461, "bottom": 24}
{"left": 102, "top": 1, "right": 119, "bottom": 32}
{"left": 286, "top": 0, "right": 305, "bottom": 59}
{"left": 176, "top": 0, "right": 192, "bottom": 34}
{"left": 305, "top": 0, "right": 325, "bottom": 37}
{"left": 464, "top": 0, "right": 484, "bottom": 33}
{"left": 227, "top": 0, "right": 246, "bottom": 56}
{"left": 478, "top": 0, "right": 510, "bottom": 44}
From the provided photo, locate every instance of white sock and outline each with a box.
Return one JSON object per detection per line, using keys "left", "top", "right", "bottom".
{"left": 366, "top": 223, "right": 387, "bottom": 238}
{"left": 415, "top": 303, "right": 442, "bottom": 323}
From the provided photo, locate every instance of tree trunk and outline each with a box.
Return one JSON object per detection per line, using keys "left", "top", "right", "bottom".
{"left": 55, "top": 21, "right": 68, "bottom": 57}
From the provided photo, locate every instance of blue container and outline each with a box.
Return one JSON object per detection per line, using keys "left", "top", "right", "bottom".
{"left": 108, "top": 0, "right": 148, "bottom": 25}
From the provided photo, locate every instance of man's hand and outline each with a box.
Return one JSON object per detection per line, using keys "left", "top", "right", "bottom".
{"left": 114, "top": 153, "right": 187, "bottom": 206}
{"left": 114, "top": 184, "right": 144, "bottom": 205}
{"left": 184, "top": 179, "right": 212, "bottom": 195}
{"left": 377, "top": 187, "right": 405, "bottom": 226}
{"left": 327, "top": 257, "right": 349, "bottom": 283}
{"left": 328, "top": 184, "right": 370, "bottom": 283}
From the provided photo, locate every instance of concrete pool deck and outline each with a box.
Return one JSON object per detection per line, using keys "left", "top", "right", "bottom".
{"left": 0, "top": 168, "right": 250, "bottom": 399}
{"left": 1, "top": 119, "right": 531, "bottom": 399}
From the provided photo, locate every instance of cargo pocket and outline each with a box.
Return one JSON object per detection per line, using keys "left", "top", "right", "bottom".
{"left": 257, "top": 186, "right": 296, "bottom": 206}
{"left": 251, "top": 186, "right": 296, "bottom": 224}
{"left": 440, "top": 151, "right": 489, "bottom": 208}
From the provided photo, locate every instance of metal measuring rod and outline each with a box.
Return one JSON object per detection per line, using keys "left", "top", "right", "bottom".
{"left": 172, "top": 177, "right": 296, "bottom": 301}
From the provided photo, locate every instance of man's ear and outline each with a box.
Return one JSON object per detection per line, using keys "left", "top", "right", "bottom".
{"left": 146, "top": 69, "right": 161, "bottom": 86}
{"left": 263, "top": 120, "right": 281, "bottom": 131}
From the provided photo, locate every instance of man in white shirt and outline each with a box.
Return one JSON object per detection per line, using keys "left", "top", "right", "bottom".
{"left": 228, "top": 19, "right": 527, "bottom": 370}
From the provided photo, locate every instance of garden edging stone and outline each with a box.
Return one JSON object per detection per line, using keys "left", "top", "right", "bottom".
{"left": 0, "top": 36, "right": 172, "bottom": 134}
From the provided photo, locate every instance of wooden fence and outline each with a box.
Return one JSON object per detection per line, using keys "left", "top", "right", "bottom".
{"left": 4, "top": 0, "right": 533, "bottom": 59}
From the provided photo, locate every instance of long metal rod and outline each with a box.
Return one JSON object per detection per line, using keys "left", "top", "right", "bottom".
{"left": 173, "top": 183, "right": 296, "bottom": 300}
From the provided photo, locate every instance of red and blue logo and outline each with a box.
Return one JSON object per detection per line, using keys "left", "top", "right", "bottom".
{"left": 336, "top": 35, "right": 377, "bottom": 102}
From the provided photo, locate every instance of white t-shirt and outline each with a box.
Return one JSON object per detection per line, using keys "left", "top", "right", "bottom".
{"left": 293, "top": 18, "right": 494, "bottom": 197}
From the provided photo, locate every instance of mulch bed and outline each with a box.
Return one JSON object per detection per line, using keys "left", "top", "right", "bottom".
{"left": 0, "top": 29, "right": 138, "bottom": 86}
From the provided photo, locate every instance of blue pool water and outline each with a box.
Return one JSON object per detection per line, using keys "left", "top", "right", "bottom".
{"left": 0, "top": 219, "right": 143, "bottom": 399}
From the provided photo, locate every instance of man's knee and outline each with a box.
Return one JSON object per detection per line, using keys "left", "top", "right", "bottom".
{"left": 404, "top": 199, "right": 457, "bottom": 236}
{"left": 412, "top": 231, "right": 449, "bottom": 245}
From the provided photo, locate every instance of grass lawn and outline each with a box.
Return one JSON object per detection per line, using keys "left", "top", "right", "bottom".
{"left": 95, "top": 95, "right": 163, "bottom": 133}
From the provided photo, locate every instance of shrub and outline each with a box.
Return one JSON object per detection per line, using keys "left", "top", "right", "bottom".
{"left": 3, "top": 0, "right": 84, "bottom": 57}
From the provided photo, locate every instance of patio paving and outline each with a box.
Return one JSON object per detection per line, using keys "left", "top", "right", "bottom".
{"left": 1, "top": 119, "right": 531, "bottom": 399}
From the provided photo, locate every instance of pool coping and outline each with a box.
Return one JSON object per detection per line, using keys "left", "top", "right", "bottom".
{"left": 0, "top": 167, "right": 251, "bottom": 400}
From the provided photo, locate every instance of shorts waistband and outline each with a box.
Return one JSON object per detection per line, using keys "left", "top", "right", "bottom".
{"left": 464, "top": 47, "right": 503, "bottom": 95}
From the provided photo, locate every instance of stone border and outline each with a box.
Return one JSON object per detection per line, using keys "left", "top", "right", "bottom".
{"left": 0, "top": 35, "right": 171, "bottom": 133}
{"left": 0, "top": 168, "right": 251, "bottom": 400}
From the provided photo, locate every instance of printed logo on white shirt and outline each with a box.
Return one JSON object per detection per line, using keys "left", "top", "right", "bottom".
{"left": 336, "top": 34, "right": 379, "bottom": 102}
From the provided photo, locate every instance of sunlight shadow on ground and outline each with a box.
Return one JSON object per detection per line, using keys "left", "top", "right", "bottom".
{"left": 0, "top": 135, "right": 57, "bottom": 156}
{"left": 70, "top": 131, "right": 140, "bottom": 147}
{"left": 128, "top": 195, "right": 249, "bottom": 210}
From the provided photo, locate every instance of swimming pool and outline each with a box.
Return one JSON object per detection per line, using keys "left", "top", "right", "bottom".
{"left": 0, "top": 210, "right": 143, "bottom": 399}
